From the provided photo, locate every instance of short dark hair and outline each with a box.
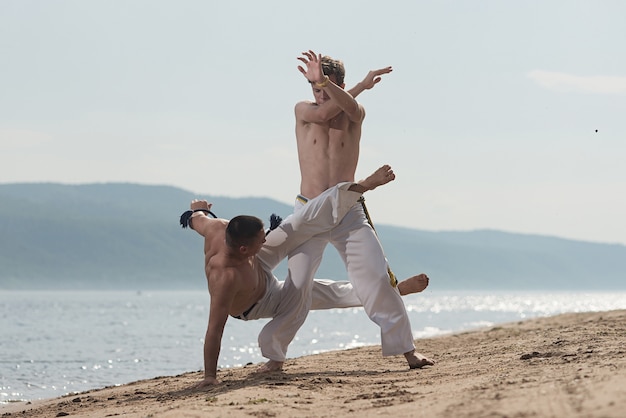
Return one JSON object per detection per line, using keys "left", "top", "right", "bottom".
{"left": 225, "top": 215, "right": 264, "bottom": 248}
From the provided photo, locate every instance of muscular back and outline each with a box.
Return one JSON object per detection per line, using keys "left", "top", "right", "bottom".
{"left": 206, "top": 252, "right": 266, "bottom": 317}
{"left": 295, "top": 102, "right": 363, "bottom": 199}
{"left": 197, "top": 219, "right": 266, "bottom": 317}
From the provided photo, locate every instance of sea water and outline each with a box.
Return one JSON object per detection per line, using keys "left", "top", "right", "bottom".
{"left": 1, "top": 289, "right": 625, "bottom": 404}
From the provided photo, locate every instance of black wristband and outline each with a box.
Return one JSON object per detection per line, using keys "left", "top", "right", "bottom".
{"left": 179, "top": 208, "right": 217, "bottom": 228}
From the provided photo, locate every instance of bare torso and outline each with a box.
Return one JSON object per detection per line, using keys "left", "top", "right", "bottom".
{"left": 203, "top": 224, "right": 266, "bottom": 316}
{"left": 296, "top": 105, "right": 363, "bottom": 199}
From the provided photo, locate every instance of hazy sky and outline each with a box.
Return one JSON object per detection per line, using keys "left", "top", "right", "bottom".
{"left": 2, "top": 1, "right": 625, "bottom": 245}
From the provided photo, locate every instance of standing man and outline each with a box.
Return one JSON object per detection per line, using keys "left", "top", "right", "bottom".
{"left": 256, "top": 50, "right": 434, "bottom": 372}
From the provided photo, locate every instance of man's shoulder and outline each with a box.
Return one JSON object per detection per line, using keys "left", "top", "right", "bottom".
{"left": 207, "top": 263, "right": 242, "bottom": 293}
{"left": 294, "top": 101, "right": 318, "bottom": 126}
{"left": 295, "top": 100, "right": 316, "bottom": 110}
{"left": 207, "top": 254, "right": 237, "bottom": 271}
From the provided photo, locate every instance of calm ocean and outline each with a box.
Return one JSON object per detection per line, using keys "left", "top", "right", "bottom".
{"left": 1, "top": 289, "right": 625, "bottom": 404}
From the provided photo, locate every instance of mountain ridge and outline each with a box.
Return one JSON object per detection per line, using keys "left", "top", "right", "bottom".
{"left": 1, "top": 182, "right": 624, "bottom": 290}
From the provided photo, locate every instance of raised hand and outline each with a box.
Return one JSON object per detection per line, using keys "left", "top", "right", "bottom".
{"left": 190, "top": 199, "right": 212, "bottom": 211}
{"left": 297, "top": 50, "right": 325, "bottom": 84}
{"left": 360, "top": 66, "right": 393, "bottom": 90}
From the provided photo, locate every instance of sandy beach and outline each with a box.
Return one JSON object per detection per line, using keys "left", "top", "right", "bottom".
{"left": 3, "top": 309, "right": 625, "bottom": 418}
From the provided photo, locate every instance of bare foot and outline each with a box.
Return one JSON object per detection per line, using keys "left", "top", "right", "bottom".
{"left": 350, "top": 165, "right": 395, "bottom": 193}
{"left": 255, "top": 360, "right": 284, "bottom": 373}
{"left": 398, "top": 274, "right": 429, "bottom": 296}
{"left": 405, "top": 350, "right": 435, "bottom": 369}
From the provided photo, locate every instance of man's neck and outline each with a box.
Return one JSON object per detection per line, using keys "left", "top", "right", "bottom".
{"left": 223, "top": 249, "right": 251, "bottom": 266}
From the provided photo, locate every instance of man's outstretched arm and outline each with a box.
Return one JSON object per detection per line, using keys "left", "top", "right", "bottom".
{"left": 297, "top": 50, "right": 361, "bottom": 122}
{"left": 348, "top": 66, "right": 393, "bottom": 97}
{"left": 193, "top": 274, "right": 236, "bottom": 388}
{"left": 312, "top": 66, "right": 393, "bottom": 122}
{"left": 295, "top": 49, "right": 392, "bottom": 123}
{"left": 186, "top": 200, "right": 224, "bottom": 238}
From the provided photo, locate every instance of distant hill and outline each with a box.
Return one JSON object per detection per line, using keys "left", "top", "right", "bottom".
{"left": 1, "top": 183, "right": 625, "bottom": 290}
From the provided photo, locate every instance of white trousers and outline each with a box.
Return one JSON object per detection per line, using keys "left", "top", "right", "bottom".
{"left": 256, "top": 182, "right": 361, "bottom": 272}
{"left": 257, "top": 196, "right": 416, "bottom": 361}
{"left": 240, "top": 274, "right": 362, "bottom": 321}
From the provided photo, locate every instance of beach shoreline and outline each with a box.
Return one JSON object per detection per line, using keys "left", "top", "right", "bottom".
{"left": 3, "top": 309, "right": 625, "bottom": 417}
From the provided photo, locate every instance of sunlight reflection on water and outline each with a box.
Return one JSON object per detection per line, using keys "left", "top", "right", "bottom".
{"left": 1, "top": 289, "right": 624, "bottom": 403}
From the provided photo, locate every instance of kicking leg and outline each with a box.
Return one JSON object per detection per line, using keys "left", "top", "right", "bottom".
{"left": 258, "top": 165, "right": 394, "bottom": 270}
{"left": 349, "top": 164, "right": 395, "bottom": 193}
{"left": 310, "top": 274, "right": 429, "bottom": 310}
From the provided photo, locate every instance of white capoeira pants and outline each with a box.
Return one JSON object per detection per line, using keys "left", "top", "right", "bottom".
{"left": 235, "top": 273, "right": 362, "bottom": 321}
{"left": 257, "top": 192, "right": 416, "bottom": 362}
{"left": 244, "top": 183, "right": 365, "bottom": 354}
{"left": 256, "top": 182, "right": 362, "bottom": 271}
{"left": 237, "top": 181, "right": 366, "bottom": 321}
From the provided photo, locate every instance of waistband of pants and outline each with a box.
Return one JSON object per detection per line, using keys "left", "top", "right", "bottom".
{"left": 296, "top": 194, "right": 309, "bottom": 205}
{"left": 231, "top": 302, "right": 257, "bottom": 320}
